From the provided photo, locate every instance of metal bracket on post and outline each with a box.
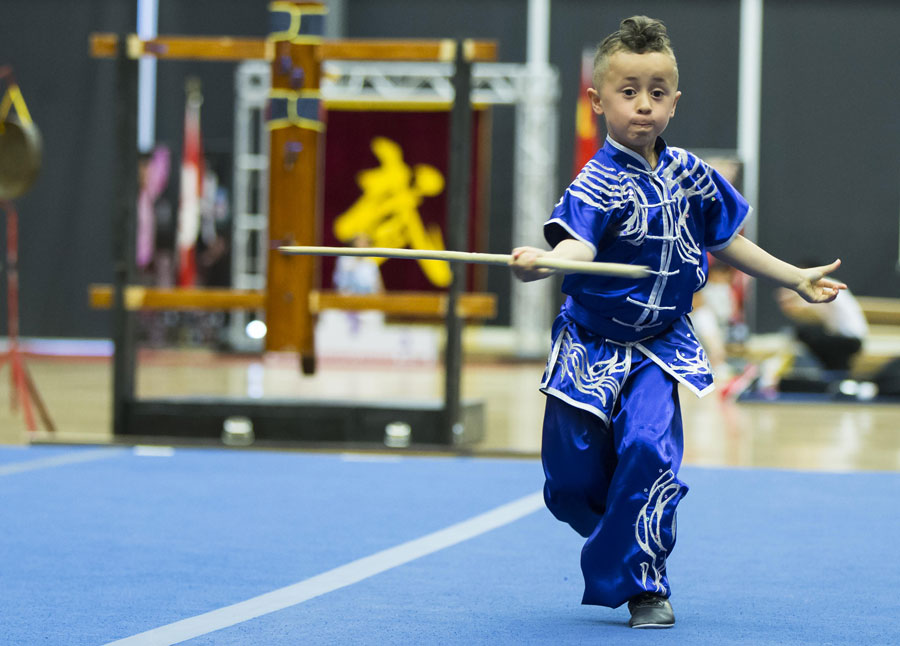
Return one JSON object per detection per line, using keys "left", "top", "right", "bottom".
{"left": 443, "top": 40, "right": 473, "bottom": 443}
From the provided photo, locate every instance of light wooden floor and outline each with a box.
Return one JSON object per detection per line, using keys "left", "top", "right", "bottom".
{"left": 2, "top": 342, "right": 899, "bottom": 473}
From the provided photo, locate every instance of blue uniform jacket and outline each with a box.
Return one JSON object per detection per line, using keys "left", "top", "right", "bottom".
{"left": 540, "top": 136, "right": 750, "bottom": 423}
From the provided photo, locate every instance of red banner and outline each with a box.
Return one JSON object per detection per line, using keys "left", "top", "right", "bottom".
{"left": 573, "top": 48, "right": 599, "bottom": 176}
{"left": 176, "top": 83, "right": 204, "bottom": 287}
{"left": 321, "top": 109, "right": 487, "bottom": 292}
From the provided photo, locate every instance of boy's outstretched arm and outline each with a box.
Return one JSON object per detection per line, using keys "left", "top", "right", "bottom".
{"left": 711, "top": 235, "right": 846, "bottom": 303}
{"left": 510, "top": 239, "right": 594, "bottom": 282}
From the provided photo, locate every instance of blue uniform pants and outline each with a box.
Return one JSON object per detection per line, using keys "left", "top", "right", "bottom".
{"left": 541, "top": 350, "right": 687, "bottom": 608}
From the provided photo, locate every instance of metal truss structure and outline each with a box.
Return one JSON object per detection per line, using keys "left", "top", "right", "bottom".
{"left": 231, "top": 60, "right": 560, "bottom": 353}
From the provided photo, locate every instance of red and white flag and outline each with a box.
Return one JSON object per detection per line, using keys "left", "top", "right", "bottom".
{"left": 573, "top": 48, "right": 599, "bottom": 177}
{"left": 176, "top": 81, "right": 204, "bottom": 287}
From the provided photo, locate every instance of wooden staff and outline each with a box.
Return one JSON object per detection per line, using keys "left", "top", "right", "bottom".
{"left": 278, "top": 245, "right": 651, "bottom": 278}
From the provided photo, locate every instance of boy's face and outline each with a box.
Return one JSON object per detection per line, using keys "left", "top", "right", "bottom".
{"left": 588, "top": 51, "right": 681, "bottom": 161}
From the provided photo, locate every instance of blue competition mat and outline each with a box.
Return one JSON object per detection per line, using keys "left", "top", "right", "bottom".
{"left": 1, "top": 445, "right": 898, "bottom": 645}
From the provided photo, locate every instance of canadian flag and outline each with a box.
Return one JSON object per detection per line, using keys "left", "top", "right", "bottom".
{"left": 176, "top": 80, "right": 203, "bottom": 287}
{"left": 573, "top": 48, "right": 599, "bottom": 177}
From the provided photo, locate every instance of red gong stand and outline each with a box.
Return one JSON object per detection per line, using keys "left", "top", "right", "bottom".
{"left": 0, "top": 66, "right": 54, "bottom": 433}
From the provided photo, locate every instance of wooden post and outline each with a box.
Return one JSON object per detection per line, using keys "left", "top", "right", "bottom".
{"left": 112, "top": 33, "right": 140, "bottom": 435}
{"left": 264, "top": 1, "right": 326, "bottom": 374}
{"left": 443, "top": 41, "right": 473, "bottom": 442}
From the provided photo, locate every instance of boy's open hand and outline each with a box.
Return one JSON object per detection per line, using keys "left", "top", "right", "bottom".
{"left": 794, "top": 259, "right": 847, "bottom": 303}
{"left": 510, "top": 246, "right": 553, "bottom": 282}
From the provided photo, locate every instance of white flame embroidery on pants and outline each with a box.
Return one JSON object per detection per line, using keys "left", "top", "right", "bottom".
{"left": 635, "top": 469, "right": 681, "bottom": 594}
{"left": 560, "top": 334, "right": 628, "bottom": 409}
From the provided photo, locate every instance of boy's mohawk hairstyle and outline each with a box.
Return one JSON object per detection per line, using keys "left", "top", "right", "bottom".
{"left": 593, "top": 16, "right": 678, "bottom": 87}
{"left": 614, "top": 15, "right": 672, "bottom": 53}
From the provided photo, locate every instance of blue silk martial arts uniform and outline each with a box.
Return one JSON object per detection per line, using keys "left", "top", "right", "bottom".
{"left": 539, "top": 136, "right": 750, "bottom": 608}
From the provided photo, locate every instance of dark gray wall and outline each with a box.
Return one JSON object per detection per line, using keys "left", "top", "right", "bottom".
{"left": 0, "top": 0, "right": 133, "bottom": 339}
{"left": 0, "top": 0, "right": 897, "bottom": 338}
{"left": 154, "top": 1, "right": 271, "bottom": 169}
{"left": 757, "top": 0, "right": 900, "bottom": 330}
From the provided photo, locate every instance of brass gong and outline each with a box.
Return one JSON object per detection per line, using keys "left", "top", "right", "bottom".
{"left": 0, "top": 115, "right": 42, "bottom": 199}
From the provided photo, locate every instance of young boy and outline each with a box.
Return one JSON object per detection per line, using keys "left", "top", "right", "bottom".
{"left": 510, "top": 16, "right": 845, "bottom": 629}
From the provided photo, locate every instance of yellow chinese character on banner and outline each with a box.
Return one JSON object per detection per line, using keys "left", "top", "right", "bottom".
{"left": 333, "top": 136, "right": 451, "bottom": 287}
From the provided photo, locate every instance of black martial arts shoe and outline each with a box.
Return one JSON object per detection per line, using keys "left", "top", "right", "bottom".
{"left": 627, "top": 592, "right": 675, "bottom": 629}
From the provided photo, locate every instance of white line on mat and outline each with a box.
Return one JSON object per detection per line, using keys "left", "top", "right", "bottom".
{"left": 0, "top": 448, "right": 126, "bottom": 476}
{"left": 105, "top": 490, "right": 545, "bottom": 645}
